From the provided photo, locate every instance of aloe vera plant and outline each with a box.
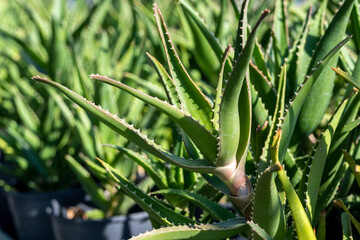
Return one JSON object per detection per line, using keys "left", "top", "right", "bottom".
{"left": 31, "top": 0, "right": 360, "bottom": 239}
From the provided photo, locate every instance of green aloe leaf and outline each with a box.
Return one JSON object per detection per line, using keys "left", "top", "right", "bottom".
{"left": 316, "top": 210, "right": 326, "bottom": 240}
{"left": 343, "top": 150, "right": 360, "bottom": 187}
{"left": 341, "top": 212, "right": 353, "bottom": 239}
{"left": 65, "top": 155, "right": 109, "bottom": 213}
{"left": 351, "top": 0, "right": 360, "bottom": 51}
{"left": 253, "top": 41, "right": 272, "bottom": 83}
{"left": 248, "top": 221, "right": 274, "bottom": 240}
{"left": 272, "top": 131, "right": 316, "bottom": 240}
{"left": 334, "top": 199, "right": 360, "bottom": 235}
{"left": 249, "top": 62, "right": 276, "bottom": 114}
{"left": 32, "top": 76, "right": 216, "bottom": 173}
{"left": 123, "top": 72, "right": 167, "bottom": 100}
{"left": 153, "top": 3, "right": 214, "bottom": 133}
{"left": 212, "top": 45, "right": 232, "bottom": 132}
{"left": 304, "top": 94, "right": 350, "bottom": 224}
{"left": 0, "top": 29, "right": 47, "bottom": 70}
{"left": 89, "top": 74, "right": 217, "bottom": 162}
{"left": 180, "top": 1, "right": 220, "bottom": 85}
{"left": 10, "top": 87, "right": 39, "bottom": 131}
{"left": 152, "top": 189, "right": 236, "bottom": 221}
{"left": 178, "top": 0, "right": 225, "bottom": 62}
{"left": 98, "top": 158, "right": 196, "bottom": 227}
{"left": 104, "top": 144, "right": 168, "bottom": 189}
{"left": 147, "top": 52, "right": 200, "bottom": 159}
{"left": 217, "top": 9, "right": 269, "bottom": 167}
{"left": 234, "top": 0, "right": 249, "bottom": 59}
{"left": 273, "top": 0, "right": 289, "bottom": 58}
{"left": 146, "top": 52, "right": 180, "bottom": 107}
{"left": 131, "top": 217, "right": 249, "bottom": 240}
{"left": 252, "top": 164, "right": 286, "bottom": 240}
{"left": 296, "top": 0, "right": 355, "bottom": 138}
{"left": 286, "top": 8, "right": 311, "bottom": 99}
{"left": 332, "top": 67, "right": 360, "bottom": 90}
{"left": 278, "top": 36, "right": 351, "bottom": 162}
{"left": 235, "top": 75, "right": 252, "bottom": 166}
{"left": 258, "top": 64, "right": 287, "bottom": 173}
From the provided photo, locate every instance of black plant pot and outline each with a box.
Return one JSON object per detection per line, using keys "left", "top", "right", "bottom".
{"left": 0, "top": 188, "right": 16, "bottom": 238}
{"left": 5, "top": 188, "right": 85, "bottom": 240}
{"left": 0, "top": 150, "right": 16, "bottom": 238}
{"left": 50, "top": 203, "right": 152, "bottom": 240}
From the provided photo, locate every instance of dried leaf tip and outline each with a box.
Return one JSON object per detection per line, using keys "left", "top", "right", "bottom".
{"left": 32, "top": 75, "right": 50, "bottom": 83}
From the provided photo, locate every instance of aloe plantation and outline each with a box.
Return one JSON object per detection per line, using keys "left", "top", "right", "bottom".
{"left": 1, "top": 0, "right": 360, "bottom": 239}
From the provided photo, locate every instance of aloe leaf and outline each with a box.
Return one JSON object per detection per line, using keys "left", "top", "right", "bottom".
{"left": 314, "top": 164, "right": 346, "bottom": 224}
{"left": 250, "top": 81, "right": 270, "bottom": 163}
{"left": 81, "top": 155, "right": 108, "bottom": 181}
{"left": 258, "top": 64, "right": 287, "bottom": 173}
{"left": 180, "top": 1, "right": 220, "bottom": 85}
{"left": 296, "top": 1, "right": 326, "bottom": 85}
{"left": 89, "top": 74, "right": 217, "bottom": 162}
{"left": 98, "top": 158, "right": 196, "bottom": 226}
{"left": 230, "top": 0, "right": 240, "bottom": 20}
{"left": 152, "top": 189, "right": 236, "bottom": 221}
{"left": 146, "top": 53, "right": 201, "bottom": 159}
{"left": 249, "top": 62, "right": 276, "bottom": 115}
{"left": 332, "top": 67, "right": 360, "bottom": 90}
{"left": 273, "top": 0, "right": 289, "bottom": 58}
{"left": 217, "top": 9, "right": 269, "bottom": 166}
{"left": 146, "top": 53, "right": 180, "bottom": 107}
{"left": 124, "top": 72, "right": 167, "bottom": 100}
{"left": 49, "top": 17, "right": 68, "bottom": 80}
{"left": 32, "top": 76, "right": 216, "bottom": 173}
{"left": 235, "top": 77, "right": 252, "bottom": 166}
{"left": 67, "top": 35, "right": 93, "bottom": 101}
{"left": 316, "top": 210, "right": 326, "bottom": 240}
{"left": 343, "top": 150, "right": 360, "bottom": 187}
{"left": 278, "top": 36, "right": 351, "bottom": 162}
{"left": 286, "top": 8, "right": 311, "bottom": 98}
{"left": 253, "top": 41, "right": 272, "bottom": 83}
{"left": 272, "top": 131, "right": 316, "bottom": 240}
{"left": 104, "top": 144, "right": 168, "bottom": 189}
{"left": 334, "top": 199, "right": 360, "bottom": 235}
{"left": 214, "top": 0, "right": 228, "bottom": 39}
{"left": 296, "top": 0, "right": 355, "bottom": 137}
{"left": 252, "top": 164, "right": 286, "bottom": 240}
{"left": 10, "top": 87, "right": 39, "bottom": 131}
{"left": 178, "top": 0, "right": 225, "bottom": 61}
{"left": 153, "top": 3, "right": 213, "bottom": 132}
{"left": 212, "top": 45, "right": 232, "bottom": 131}
{"left": 341, "top": 212, "right": 353, "bottom": 239}
{"left": 131, "top": 217, "right": 249, "bottom": 240}
{"left": 13, "top": 0, "right": 47, "bottom": 47}
{"left": 48, "top": 88, "right": 76, "bottom": 127}
{"left": 65, "top": 155, "right": 109, "bottom": 213}
{"left": 71, "top": 0, "right": 109, "bottom": 41}
{"left": 330, "top": 92, "right": 360, "bottom": 155}
{"left": 305, "top": 94, "right": 349, "bottom": 224}
{"left": 248, "top": 221, "right": 274, "bottom": 240}
{"left": 201, "top": 174, "right": 232, "bottom": 196}
{"left": 75, "top": 120, "right": 96, "bottom": 158}
{"left": 351, "top": 0, "right": 360, "bottom": 51}
{"left": 0, "top": 124, "right": 47, "bottom": 178}
{"left": 0, "top": 29, "right": 47, "bottom": 70}
{"left": 234, "top": 0, "right": 249, "bottom": 59}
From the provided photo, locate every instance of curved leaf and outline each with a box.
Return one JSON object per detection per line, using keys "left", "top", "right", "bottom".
{"left": 152, "top": 189, "right": 236, "bottom": 221}
{"left": 90, "top": 74, "right": 218, "bottom": 162}
{"left": 217, "top": 9, "right": 269, "bottom": 166}
{"left": 32, "top": 76, "right": 216, "bottom": 173}
{"left": 131, "top": 217, "right": 249, "bottom": 240}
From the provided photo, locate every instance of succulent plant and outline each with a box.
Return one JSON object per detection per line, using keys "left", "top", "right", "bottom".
{"left": 33, "top": 0, "right": 360, "bottom": 239}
